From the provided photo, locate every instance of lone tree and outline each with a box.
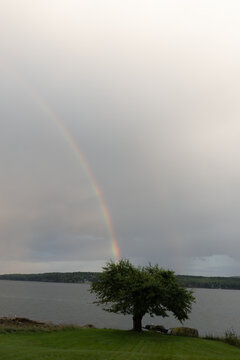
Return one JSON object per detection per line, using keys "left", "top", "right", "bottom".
{"left": 91, "top": 259, "right": 195, "bottom": 332}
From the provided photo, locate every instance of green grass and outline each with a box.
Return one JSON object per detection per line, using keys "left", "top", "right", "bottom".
{"left": 0, "top": 328, "right": 239, "bottom": 360}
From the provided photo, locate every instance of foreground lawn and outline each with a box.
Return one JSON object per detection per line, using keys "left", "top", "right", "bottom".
{"left": 0, "top": 328, "right": 239, "bottom": 360}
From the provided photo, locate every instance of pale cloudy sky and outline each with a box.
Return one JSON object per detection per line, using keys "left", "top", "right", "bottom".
{"left": 1, "top": 0, "right": 240, "bottom": 275}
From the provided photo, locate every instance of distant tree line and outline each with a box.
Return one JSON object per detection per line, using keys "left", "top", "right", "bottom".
{"left": 0, "top": 272, "right": 240, "bottom": 290}
{"left": 176, "top": 275, "right": 240, "bottom": 290}
{"left": 0, "top": 272, "right": 100, "bottom": 283}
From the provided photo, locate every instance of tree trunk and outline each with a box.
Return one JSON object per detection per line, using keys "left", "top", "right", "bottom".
{"left": 132, "top": 314, "right": 143, "bottom": 332}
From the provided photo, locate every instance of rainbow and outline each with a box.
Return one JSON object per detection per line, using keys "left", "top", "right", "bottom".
{"left": 1, "top": 63, "right": 120, "bottom": 262}
{"left": 41, "top": 106, "right": 121, "bottom": 263}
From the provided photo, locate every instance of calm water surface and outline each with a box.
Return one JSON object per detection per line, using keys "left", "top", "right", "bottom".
{"left": 0, "top": 280, "right": 239, "bottom": 336}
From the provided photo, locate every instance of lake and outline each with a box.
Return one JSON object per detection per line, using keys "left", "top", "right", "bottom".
{"left": 0, "top": 280, "right": 239, "bottom": 336}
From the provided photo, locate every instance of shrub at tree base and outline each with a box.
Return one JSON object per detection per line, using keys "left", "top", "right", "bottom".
{"left": 224, "top": 329, "right": 240, "bottom": 347}
{"left": 91, "top": 259, "right": 195, "bottom": 332}
{"left": 170, "top": 327, "right": 199, "bottom": 337}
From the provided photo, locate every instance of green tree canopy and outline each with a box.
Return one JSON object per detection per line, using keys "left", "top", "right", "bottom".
{"left": 91, "top": 259, "right": 195, "bottom": 331}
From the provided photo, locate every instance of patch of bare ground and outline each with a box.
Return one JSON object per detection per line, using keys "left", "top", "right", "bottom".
{"left": 0, "top": 317, "right": 95, "bottom": 332}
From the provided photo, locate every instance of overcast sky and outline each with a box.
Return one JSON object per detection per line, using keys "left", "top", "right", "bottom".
{"left": 1, "top": 0, "right": 240, "bottom": 275}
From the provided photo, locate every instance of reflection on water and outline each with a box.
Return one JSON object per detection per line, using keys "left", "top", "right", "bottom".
{"left": 0, "top": 280, "right": 239, "bottom": 336}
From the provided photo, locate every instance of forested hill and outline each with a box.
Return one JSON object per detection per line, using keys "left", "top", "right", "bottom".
{"left": 0, "top": 272, "right": 100, "bottom": 283}
{"left": 176, "top": 275, "right": 240, "bottom": 290}
{"left": 0, "top": 272, "right": 240, "bottom": 289}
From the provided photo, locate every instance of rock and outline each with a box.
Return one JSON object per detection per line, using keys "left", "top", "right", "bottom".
{"left": 144, "top": 325, "right": 151, "bottom": 330}
{"left": 144, "top": 325, "right": 168, "bottom": 333}
{"left": 170, "top": 327, "right": 199, "bottom": 337}
{"left": 152, "top": 325, "right": 168, "bottom": 333}
{"left": 82, "top": 324, "right": 95, "bottom": 328}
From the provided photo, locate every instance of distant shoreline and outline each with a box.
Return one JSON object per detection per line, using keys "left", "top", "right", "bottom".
{"left": 0, "top": 272, "right": 240, "bottom": 290}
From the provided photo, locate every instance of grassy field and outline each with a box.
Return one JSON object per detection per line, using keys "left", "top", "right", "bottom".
{"left": 0, "top": 328, "right": 239, "bottom": 360}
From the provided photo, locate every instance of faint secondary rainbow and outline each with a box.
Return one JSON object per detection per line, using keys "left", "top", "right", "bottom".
{"left": 1, "top": 62, "right": 120, "bottom": 261}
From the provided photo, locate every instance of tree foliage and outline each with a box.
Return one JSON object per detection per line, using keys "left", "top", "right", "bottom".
{"left": 91, "top": 259, "right": 195, "bottom": 331}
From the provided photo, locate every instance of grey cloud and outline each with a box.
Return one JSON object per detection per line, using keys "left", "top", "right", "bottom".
{"left": 0, "top": 0, "right": 240, "bottom": 274}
